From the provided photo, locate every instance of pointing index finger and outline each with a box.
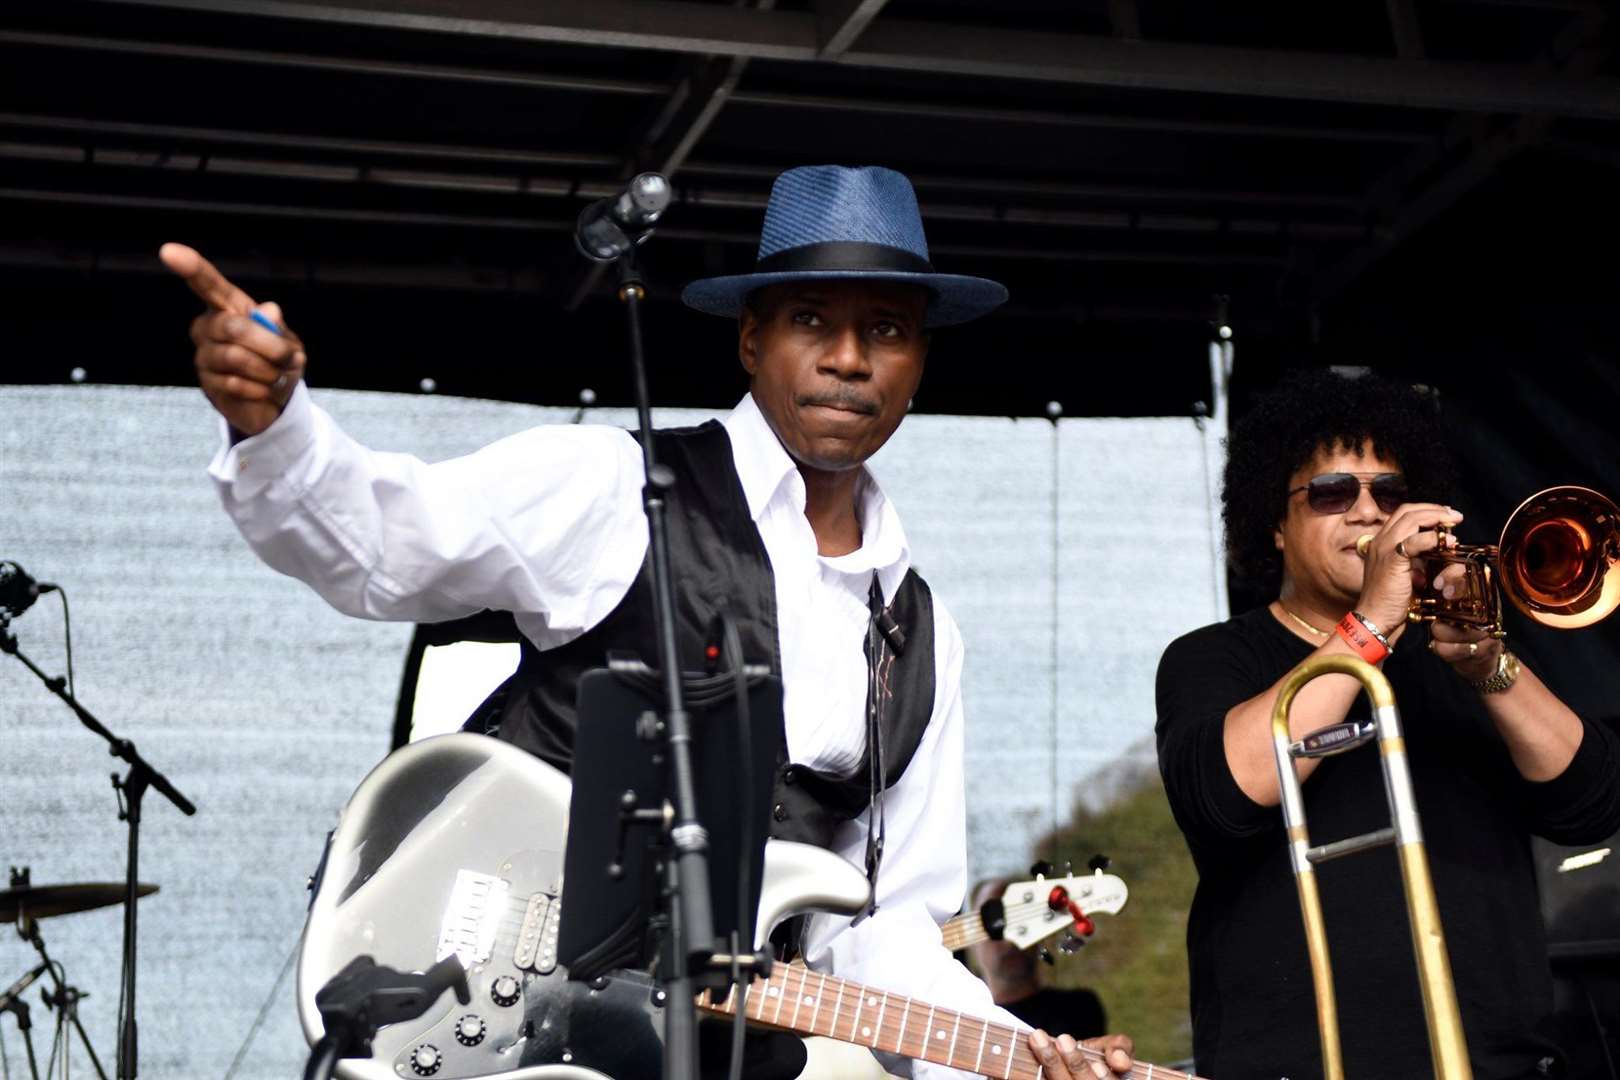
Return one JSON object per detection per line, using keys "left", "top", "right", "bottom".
{"left": 158, "top": 243, "right": 257, "bottom": 314}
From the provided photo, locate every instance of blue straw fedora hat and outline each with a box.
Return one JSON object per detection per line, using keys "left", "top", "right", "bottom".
{"left": 681, "top": 165, "right": 1007, "bottom": 328}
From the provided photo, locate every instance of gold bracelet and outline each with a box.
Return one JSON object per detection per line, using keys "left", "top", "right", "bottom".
{"left": 1472, "top": 650, "right": 1521, "bottom": 694}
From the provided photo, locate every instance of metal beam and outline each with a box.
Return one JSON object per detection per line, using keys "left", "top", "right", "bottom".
{"left": 0, "top": 187, "right": 1288, "bottom": 267}
{"left": 0, "top": 29, "right": 664, "bottom": 96}
{"left": 0, "top": 113, "right": 1368, "bottom": 213}
{"left": 0, "top": 136, "right": 1363, "bottom": 242}
{"left": 723, "top": 88, "right": 1436, "bottom": 145}
{"left": 818, "top": 0, "right": 889, "bottom": 56}
{"left": 10, "top": 28, "right": 1434, "bottom": 146}
{"left": 95, "top": 0, "right": 1620, "bottom": 118}
{"left": 0, "top": 110, "right": 620, "bottom": 169}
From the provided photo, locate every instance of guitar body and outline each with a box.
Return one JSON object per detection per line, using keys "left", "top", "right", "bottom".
{"left": 297, "top": 734, "right": 871, "bottom": 1080}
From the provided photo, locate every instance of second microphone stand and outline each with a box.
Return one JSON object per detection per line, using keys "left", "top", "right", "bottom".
{"left": 0, "top": 614, "right": 196, "bottom": 1080}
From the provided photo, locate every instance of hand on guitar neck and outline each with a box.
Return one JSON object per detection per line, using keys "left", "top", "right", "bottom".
{"left": 1029, "top": 1028, "right": 1135, "bottom": 1079}
{"left": 702, "top": 962, "right": 1150, "bottom": 1078}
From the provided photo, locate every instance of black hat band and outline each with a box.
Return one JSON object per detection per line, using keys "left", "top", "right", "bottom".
{"left": 754, "top": 241, "right": 935, "bottom": 276}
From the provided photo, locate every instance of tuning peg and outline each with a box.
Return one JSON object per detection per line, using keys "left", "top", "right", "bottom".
{"left": 1087, "top": 853, "right": 1111, "bottom": 872}
{"left": 1059, "top": 932, "right": 1085, "bottom": 955}
{"left": 1029, "top": 860, "right": 1054, "bottom": 879}
{"left": 1062, "top": 860, "right": 1073, "bottom": 876}
{"left": 1037, "top": 946, "right": 1055, "bottom": 966}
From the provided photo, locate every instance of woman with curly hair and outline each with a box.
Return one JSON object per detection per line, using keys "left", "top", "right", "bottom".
{"left": 1154, "top": 368, "right": 1620, "bottom": 1079}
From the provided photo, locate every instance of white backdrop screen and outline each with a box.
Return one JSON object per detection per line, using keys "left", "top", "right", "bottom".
{"left": 0, "top": 385, "right": 1223, "bottom": 1077}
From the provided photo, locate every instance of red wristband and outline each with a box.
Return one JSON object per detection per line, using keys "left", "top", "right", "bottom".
{"left": 1336, "top": 611, "right": 1390, "bottom": 663}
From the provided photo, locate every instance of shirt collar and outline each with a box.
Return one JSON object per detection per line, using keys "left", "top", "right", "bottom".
{"left": 722, "top": 394, "right": 912, "bottom": 602}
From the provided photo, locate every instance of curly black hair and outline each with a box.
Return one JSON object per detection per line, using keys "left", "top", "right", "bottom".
{"left": 1224, "top": 369, "right": 1459, "bottom": 591}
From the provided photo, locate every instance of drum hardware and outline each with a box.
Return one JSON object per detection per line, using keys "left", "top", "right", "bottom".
{"left": 1, "top": 596, "right": 197, "bottom": 1080}
{"left": 0, "top": 867, "right": 157, "bottom": 1080}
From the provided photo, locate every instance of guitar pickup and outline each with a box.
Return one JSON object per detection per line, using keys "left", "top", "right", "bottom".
{"left": 513, "top": 892, "right": 560, "bottom": 974}
{"left": 435, "top": 870, "right": 510, "bottom": 967}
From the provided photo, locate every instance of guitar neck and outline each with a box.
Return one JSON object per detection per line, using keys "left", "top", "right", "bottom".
{"left": 699, "top": 964, "right": 1202, "bottom": 1080}
{"left": 940, "top": 911, "right": 989, "bottom": 951}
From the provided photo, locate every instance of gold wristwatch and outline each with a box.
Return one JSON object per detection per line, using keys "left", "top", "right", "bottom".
{"left": 1472, "top": 649, "right": 1521, "bottom": 694}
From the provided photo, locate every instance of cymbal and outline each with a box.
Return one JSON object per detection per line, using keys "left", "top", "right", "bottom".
{"left": 0, "top": 883, "right": 159, "bottom": 922}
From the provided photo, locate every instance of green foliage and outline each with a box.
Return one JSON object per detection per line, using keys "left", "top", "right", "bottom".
{"left": 1038, "top": 760, "right": 1198, "bottom": 1065}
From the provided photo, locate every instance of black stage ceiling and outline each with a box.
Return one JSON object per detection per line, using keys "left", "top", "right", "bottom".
{"left": 1, "top": 0, "right": 1617, "bottom": 415}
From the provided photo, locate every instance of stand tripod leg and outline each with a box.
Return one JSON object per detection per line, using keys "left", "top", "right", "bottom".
{"left": 7, "top": 1002, "right": 43, "bottom": 1080}
{"left": 64, "top": 1007, "right": 107, "bottom": 1080}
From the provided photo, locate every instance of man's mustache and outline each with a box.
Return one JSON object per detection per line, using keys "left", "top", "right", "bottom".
{"left": 797, "top": 391, "right": 878, "bottom": 415}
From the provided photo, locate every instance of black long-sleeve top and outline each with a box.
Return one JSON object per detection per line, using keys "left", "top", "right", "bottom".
{"left": 1156, "top": 606, "right": 1620, "bottom": 1080}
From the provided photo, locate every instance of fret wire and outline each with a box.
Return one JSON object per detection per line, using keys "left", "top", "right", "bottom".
{"left": 973, "top": 1016, "right": 988, "bottom": 1074}
{"left": 922, "top": 1003, "right": 937, "bottom": 1063}
{"left": 847, "top": 977, "right": 864, "bottom": 1044}
{"left": 747, "top": 974, "right": 763, "bottom": 1020}
{"left": 871, "top": 985, "right": 887, "bottom": 1048}
{"left": 831, "top": 975, "right": 848, "bottom": 1042}
{"left": 998, "top": 1022, "right": 1016, "bottom": 1080}
{"left": 948, "top": 1009, "right": 962, "bottom": 1065}
{"left": 778, "top": 964, "right": 794, "bottom": 1026}
{"left": 787, "top": 965, "right": 806, "bottom": 1029}
{"left": 897, "top": 995, "right": 913, "bottom": 1059}
{"left": 808, "top": 970, "right": 826, "bottom": 1035}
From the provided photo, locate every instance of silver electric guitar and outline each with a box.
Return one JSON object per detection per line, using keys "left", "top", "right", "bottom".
{"left": 298, "top": 734, "right": 1197, "bottom": 1080}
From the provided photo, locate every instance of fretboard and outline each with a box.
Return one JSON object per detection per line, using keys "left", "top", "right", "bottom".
{"left": 940, "top": 911, "right": 990, "bottom": 951}
{"left": 697, "top": 963, "right": 1204, "bottom": 1080}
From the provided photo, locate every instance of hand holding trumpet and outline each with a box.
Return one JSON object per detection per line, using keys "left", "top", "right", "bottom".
{"left": 1352, "top": 503, "right": 1464, "bottom": 645}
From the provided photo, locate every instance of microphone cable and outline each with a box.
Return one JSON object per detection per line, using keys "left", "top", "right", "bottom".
{"left": 719, "top": 613, "right": 753, "bottom": 1080}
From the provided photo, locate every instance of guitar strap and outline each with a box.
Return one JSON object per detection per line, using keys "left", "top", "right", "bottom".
{"left": 857, "top": 571, "right": 891, "bottom": 923}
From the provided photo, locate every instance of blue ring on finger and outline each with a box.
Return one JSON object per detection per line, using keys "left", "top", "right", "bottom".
{"left": 249, "top": 310, "right": 284, "bottom": 337}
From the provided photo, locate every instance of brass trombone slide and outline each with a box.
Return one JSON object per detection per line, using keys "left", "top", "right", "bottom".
{"left": 1271, "top": 654, "right": 1472, "bottom": 1080}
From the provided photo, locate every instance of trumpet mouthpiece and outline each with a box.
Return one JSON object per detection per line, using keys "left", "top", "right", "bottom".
{"left": 1356, "top": 534, "right": 1375, "bottom": 558}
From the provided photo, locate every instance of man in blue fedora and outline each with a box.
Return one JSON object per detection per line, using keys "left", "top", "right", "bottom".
{"left": 162, "top": 165, "right": 1136, "bottom": 1079}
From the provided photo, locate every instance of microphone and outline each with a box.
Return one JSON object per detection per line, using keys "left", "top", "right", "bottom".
{"left": 574, "top": 173, "right": 672, "bottom": 262}
{"left": 0, "top": 561, "right": 59, "bottom": 618}
{"left": 0, "top": 962, "right": 49, "bottom": 1012}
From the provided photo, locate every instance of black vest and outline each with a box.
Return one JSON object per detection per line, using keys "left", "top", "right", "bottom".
{"left": 468, "top": 421, "right": 937, "bottom": 852}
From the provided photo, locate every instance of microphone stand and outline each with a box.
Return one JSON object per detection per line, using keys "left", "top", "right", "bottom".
{"left": 0, "top": 613, "right": 196, "bottom": 1080}
{"left": 612, "top": 247, "right": 713, "bottom": 1080}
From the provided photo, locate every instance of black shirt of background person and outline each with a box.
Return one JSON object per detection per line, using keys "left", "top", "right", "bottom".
{"left": 1156, "top": 606, "right": 1620, "bottom": 1080}
{"left": 1002, "top": 988, "right": 1107, "bottom": 1043}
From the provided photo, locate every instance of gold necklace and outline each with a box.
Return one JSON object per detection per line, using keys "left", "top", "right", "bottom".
{"left": 1278, "top": 603, "right": 1330, "bottom": 638}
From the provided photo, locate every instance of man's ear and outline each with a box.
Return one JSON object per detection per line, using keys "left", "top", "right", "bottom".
{"left": 1273, "top": 525, "right": 1285, "bottom": 552}
{"left": 738, "top": 307, "right": 760, "bottom": 377}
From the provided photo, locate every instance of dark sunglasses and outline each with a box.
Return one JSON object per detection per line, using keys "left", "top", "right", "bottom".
{"left": 1288, "top": 472, "right": 1408, "bottom": 515}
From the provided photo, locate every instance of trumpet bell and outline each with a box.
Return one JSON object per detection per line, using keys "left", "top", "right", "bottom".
{"left": 1498, "top": 486, "right": 1620, "bottom": 629}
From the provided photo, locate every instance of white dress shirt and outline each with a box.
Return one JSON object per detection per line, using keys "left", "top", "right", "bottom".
{"left": 210, "top": 386, "right": 1018, "bottom": 1076}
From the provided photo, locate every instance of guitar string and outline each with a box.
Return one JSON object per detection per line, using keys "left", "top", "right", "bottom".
{"left": 701, "top": 963, "right": 1196, "bottom": 1080}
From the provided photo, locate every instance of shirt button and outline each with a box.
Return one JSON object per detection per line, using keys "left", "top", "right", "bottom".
{"left": 772, "top": 803, "right": 788, "bottom": 822}
{"left": 781, "top": 766, "right": 797, "bottom": 785}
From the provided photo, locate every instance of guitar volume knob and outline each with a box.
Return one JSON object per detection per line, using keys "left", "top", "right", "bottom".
{"left": 409, "top": 1044, "right": 442, "bottom": 1076}
{"left": 490, "top": 974, "right": 521, "bottom": 1007}
{"left": 454, "top": 1014, "right": 486, "bottom": 1046}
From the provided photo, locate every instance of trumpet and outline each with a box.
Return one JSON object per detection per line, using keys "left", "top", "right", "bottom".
{"left": 1272, "top": 655, "right": 1472, "bottom": 1080}
{"left": 1355, "top": 485, "right": 1620, "bottom": 638}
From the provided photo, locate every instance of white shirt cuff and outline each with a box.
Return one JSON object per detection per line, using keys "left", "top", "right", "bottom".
{"left": 207, "top": 381, "right": 317, "bottom": 498}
